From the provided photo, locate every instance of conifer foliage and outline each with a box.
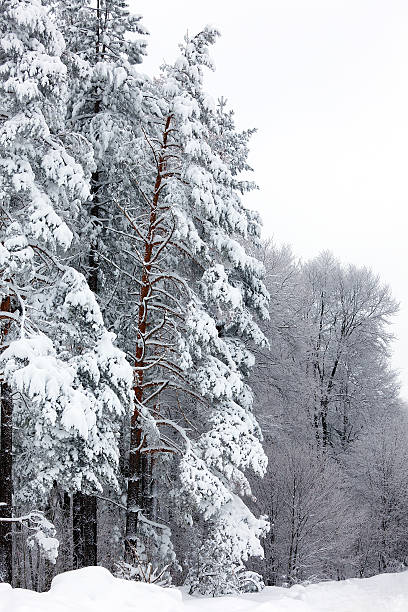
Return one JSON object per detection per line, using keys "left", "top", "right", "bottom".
{"left": 0, "top": 0, "right": 132, "bottom": 584}
{"left": 113, "top": 27, "right": 270, "bottom": 591}
{"left": 0, "top": 0, "right": 269, "bottom": 594}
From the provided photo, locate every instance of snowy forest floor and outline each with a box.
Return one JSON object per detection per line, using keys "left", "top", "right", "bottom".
{"left": 0, "top": 567, "right": 407, "bottom": 612}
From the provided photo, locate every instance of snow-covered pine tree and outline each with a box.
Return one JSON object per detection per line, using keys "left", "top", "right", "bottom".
{"left": 2, "top": 269, "right": 134, "bottom": 575}
{"left": 0, "top": 0, "right": 81, "bottom": 582}
{"left": 0, "top": 0, "right": 132, "bottom": 582}
{"left": 116, "top": 27, "right": 270, "bottom": 592}
{"left": 51, "top": 0, "right": 147, "bottom": 567}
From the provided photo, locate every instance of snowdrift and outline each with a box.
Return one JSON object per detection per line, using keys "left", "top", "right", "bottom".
{"left": 0, "top": 567, "right": 182, "bottom": 612}
{"left": 1, "top": 566, "right": 408, "bottom": 612}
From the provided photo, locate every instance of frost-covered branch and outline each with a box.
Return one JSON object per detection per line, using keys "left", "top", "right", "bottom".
{"left": 0, "top": 510, "right": 59, "bottom": 564}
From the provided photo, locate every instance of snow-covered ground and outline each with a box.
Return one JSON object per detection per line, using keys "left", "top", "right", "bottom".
{"left": 0, "top": 566, "right": 407, "bottom": 612}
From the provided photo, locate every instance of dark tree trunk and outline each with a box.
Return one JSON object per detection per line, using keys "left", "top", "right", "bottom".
{"left": 125, "top": 438, "right": 141, "bottom": 553}
{"left": 71, "top": 157, "right": 102, "bottom": 568}
{"left": 88, "top": 170, "right": 101, "bottom": 295}
{"left": 62, "top": 492, "right": 71, "bottom": 529}
{"left": 59, "top": 491, "right": 72, "bottom": 571}
{"left": 73, "top": 493, "right": 97, "bottom": 568}
{"left": 321, "top": 407, "right": 329, "bottom": 448}
{"left": 0, "top": 291, "right": 14, "bottom": 584}
{"left": 125, "top": 452, "right": 153, "bottom": 555}
{"left": 0, "top": 383, "right": 13, "bottom": 584}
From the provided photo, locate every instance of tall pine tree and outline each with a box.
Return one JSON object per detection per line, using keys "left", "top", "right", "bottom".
{"left": 50, "top": 0, "right": 147, "bottom": 567}
{"left": 0, "top": 0, "right": 133, "bottom": 580}
{"left": 117, "top": 27, "right": 270, "bottom": 591}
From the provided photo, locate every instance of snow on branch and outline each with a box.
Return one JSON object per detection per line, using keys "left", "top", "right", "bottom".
{"left": 0, "top": 509, "right": 59, "bottom": 564}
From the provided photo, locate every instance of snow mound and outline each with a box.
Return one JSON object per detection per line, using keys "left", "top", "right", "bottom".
{"left": 1, "top": 567, "right": 408, "bottom": 612}
{"left": 0, "top": 566, "right": 182, "bottom": 612}
{"left": 201, "top": 572, "right": 408, "bottom": 612}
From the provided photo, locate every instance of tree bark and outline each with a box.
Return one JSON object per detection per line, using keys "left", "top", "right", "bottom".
{"left": 0, "top": 290, "right": 13, "bottom": 584}
{"left": 125, "top": 115, "right": 172, "bottom": 551}
{"left": 0, "top": 383, "right": 13, "bottom": 584}
{"left": 71, "top": 0, "right": 104, "bottom": 560}
{"left": 73, "top": 493, "right": 97, "bottom": 568}
{"left": 71, "top": 157, "right": 101, "bottom": 568}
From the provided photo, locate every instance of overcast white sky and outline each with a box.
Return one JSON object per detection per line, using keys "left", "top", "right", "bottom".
{"left": 131, "top": 0, "right": 408, "bottom": 398}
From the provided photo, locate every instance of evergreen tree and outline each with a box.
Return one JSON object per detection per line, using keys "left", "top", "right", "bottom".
{"left": 0, "top": 0, "right": 132, "bottom": 581}
{"left": 0, "top": 0, "right": 82, "bottom": 582}
{"left": 113, "top": 27, "right": 270, "bottom": 592}
{"left": 50, "top": 0, "right": 147, "bottom": 567}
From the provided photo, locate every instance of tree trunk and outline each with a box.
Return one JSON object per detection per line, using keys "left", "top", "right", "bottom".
{"left": 88, "top": 169, "right": 101, "bottom": 295}
{"left": 287, "top": 476, "right": 297, "bottom": 584}
{"left": 71, "top": 166, "right": 101, "bottom": 569}
{"left": 0, "top": 290, "right": 13, "bottom": 584}
{"left": 0, "top": 383, "right": 13, "bottom": 584}
{"left": 125, "top": 116, "right": 172, "bottom": 551}
{"left": 73, "top": 493, "right": 97, "bottom": 568}
{"left": 321, "top": 406, "right": 329, "bottom": 448}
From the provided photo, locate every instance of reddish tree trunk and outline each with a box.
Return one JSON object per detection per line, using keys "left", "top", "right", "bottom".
{"left": 125, "top": 116, "right": 171, "bottom": 549}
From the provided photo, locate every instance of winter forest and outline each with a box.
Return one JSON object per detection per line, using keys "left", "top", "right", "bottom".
{"left": 1, "top": 0, "right": 408, "bottom": 602}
